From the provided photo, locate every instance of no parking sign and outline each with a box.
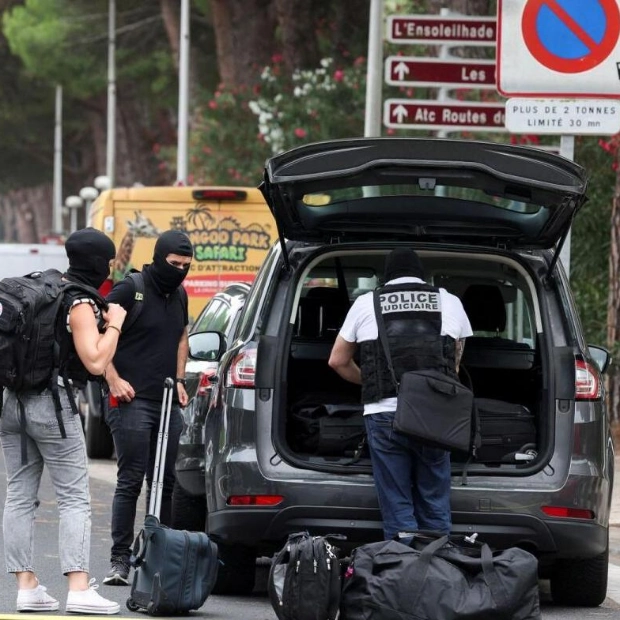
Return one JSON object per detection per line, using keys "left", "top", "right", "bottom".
{"left": 498, "top": 0, "right": 620, "bottom": 96}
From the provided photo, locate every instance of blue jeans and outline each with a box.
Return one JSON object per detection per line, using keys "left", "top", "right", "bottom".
{"left": 1, "top": 387, "right": 91, "bottom": 574}
{"left": 364, "top": 410, "right": 451, "bottom": 539}
{"left": 105, "top": 397, "right": 182, "bottom": 561}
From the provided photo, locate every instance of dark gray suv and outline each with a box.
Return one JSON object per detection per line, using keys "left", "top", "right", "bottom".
{"left": 189, "top": 137, "right": 614, "bottom": 605}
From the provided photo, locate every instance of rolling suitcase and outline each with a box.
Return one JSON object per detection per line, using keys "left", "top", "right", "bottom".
{"left": 126, "top": 378, "right": 219, "bottom": 615}
{"left": 475, "top": 397, "right": 537, "bottom": 463}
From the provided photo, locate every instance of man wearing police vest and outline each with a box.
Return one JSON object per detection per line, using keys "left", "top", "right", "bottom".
{"left": 328, "top": 248, "right": 472, "bottom": 538}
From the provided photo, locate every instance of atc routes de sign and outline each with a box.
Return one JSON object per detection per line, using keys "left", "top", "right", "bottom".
{"left": 498, "top": 0, "right": 620, "bottom": 97}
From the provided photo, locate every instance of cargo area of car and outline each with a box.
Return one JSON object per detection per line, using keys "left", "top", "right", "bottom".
{"left": 282, "top": 248, "right": 546, "bottom": 472}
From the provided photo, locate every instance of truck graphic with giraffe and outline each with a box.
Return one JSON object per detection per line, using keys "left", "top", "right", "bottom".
{"left": 88, "top": 185, "right": 276, "bottom": 322}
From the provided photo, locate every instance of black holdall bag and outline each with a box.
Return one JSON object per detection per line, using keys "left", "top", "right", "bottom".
{"left": 268, "top": 531, "right": 345, "bottom": 620}
{"left": 290, "top": 400, "right": 365, "bottom": 456}
{"left": 340, "top": 532, "right": 542, "bottom": 620}
{"left": 373, "top": 291, "right": 477, "bottom": 454}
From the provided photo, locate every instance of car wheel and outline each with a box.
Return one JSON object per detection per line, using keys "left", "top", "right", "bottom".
{"left": 84, "top": 404, "right": 115, "bottom": 459}
{"left": 550, "top": 545, "right": 609, "bottom": 607}
{"left": 171, "top": 479, "right": 206, "bottom": 531}
{"left": 212, "top": 543, "right": 257, "bottom": 595}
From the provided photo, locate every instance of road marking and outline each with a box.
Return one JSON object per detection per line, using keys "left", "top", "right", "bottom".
{"left": 0, "top": 617, "right": 132, "bottom": 620}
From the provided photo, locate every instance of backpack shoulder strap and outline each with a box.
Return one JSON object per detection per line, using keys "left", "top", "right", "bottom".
{"left": 122, "top": 271, "right": 145, "bottom": 333}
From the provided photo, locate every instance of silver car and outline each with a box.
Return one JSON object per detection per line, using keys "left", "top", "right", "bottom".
{"left": 172, "top": 283, "right": 249, "bottom": 532}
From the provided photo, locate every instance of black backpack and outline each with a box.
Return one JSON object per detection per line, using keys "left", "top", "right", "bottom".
{"left": 268, "top": 531, "right": 344, "bottom": 620}
{"left": 0, "top": 269, "right": 106, "bottom": 460}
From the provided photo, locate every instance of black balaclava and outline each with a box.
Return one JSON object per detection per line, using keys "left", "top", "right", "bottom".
{"left": 65, "top": 227, "right": 116, "bottom": 289}
{"left": 147, "top": 230, "right": 193, "bottom": 294}
{"left": 384, "top": 248, "right": 424, "bottom": 282}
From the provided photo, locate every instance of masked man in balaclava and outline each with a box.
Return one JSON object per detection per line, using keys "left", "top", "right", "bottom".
{"left": 102, "top": 230, "right": 193, "bottom": 586}
{"left": 2, "top": 227, "right": 125, "bottom": 614}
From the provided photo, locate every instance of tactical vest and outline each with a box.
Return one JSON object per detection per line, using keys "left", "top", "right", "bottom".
{"left": 360, "top": 282, "right": 457, "bottom": 404}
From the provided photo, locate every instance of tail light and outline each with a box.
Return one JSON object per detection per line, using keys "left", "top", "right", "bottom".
{"left": 226, "top": 344, "right": 257, "bottom": 387}
{"left": 227, "top": 495, "right": 284, "bottom": 506}
{"left": 575, "top": 359, "right": 601, "bottom": 400}
{"left": 197, "top": 369, "right": 216, "bottom": 397}
{"left": 541, "top": 505, "right": 595, "bottom": 519}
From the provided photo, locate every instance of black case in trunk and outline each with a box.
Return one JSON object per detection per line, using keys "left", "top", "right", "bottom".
{"left": 475, "top": 398, "right": 536, "bottom": 462}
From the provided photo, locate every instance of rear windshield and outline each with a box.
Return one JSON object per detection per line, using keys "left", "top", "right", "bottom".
{"left": 303, "top": 184, "right": 540, "bottom": 214}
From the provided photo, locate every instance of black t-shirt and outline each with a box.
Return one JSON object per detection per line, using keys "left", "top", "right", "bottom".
{"left": 106, "top": 268, "right": 188, "bottom": 402}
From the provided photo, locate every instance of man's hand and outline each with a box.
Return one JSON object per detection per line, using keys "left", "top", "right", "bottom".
{"left": 107, "top": 374, "right": 135, "bottom": 402}
{"left": 177, "top": 383, "right": 189, "bottom": 407}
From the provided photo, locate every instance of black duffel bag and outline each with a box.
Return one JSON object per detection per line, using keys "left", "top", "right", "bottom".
{"left": 289, "top": 402, "right": 365, "bottom": 456}
{"left": 340, "top": 533, "right": 541, "bottom": 620}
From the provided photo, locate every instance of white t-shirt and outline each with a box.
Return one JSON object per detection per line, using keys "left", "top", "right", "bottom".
{"left": 338, "top": 277, "right": 473, "bottom": 414}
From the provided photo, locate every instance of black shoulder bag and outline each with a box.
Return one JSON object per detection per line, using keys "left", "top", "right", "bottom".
{"left": 372, "top": 290, "right": 475, "bottom": 454}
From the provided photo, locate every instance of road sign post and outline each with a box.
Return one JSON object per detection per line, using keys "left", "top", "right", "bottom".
{"left": 498, "top": 0, "right": 620, "bottom": 277}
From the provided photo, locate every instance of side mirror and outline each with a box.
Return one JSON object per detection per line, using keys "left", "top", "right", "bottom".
{"left": 188, "top": 331, "right": 226, "bottom": 362}
{"left": 588, "top": 345, "right": 611, "bottom": 374}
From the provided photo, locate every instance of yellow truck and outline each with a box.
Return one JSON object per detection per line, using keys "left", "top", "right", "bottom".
{"left": 88, "top": 185, "right": 276, "bottom": 322}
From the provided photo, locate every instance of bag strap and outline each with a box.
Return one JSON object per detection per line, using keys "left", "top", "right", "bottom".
{"left": 121, "top": 271, "right": 145, "bottom": 333}
{"left": 372, "top": 290, "right": 399, "bottom": 392}
{"left": 480, "top": 543, "right": 509, "bottom": 609}
{"left": 130, "top": 529, "right": 147, "bottom": 567}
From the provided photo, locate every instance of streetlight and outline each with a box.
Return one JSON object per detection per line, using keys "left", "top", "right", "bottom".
{"left": 79, "top": 186, "right": 99, "bottom": 225}
{"left": 65, "top": 195, "right": 83, "bottom": 234}
{"left": 94, "top": 175, "right": 111, "bottom": 192}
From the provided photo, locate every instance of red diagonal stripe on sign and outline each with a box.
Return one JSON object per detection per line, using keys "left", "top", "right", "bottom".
{"left": 543, "top": 0, "right": 600, "bottom": 51}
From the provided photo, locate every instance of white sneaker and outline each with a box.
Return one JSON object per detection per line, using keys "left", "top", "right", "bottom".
{"left": 16, "top": 584, "right": 60, "bottom": 612}
{"left": 66, "top": 579, "right": 120, "bottom": 615}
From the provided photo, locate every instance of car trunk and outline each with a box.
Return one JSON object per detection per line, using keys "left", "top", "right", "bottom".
{"left": 277, "top": 246, "right": 550, "bottom": 476}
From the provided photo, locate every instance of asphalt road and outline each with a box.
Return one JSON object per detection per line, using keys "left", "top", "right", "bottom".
{"left": 0, "top": 454, "right": 619, "bottom": 619}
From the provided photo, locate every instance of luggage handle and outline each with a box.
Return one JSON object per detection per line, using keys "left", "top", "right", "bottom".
{"left": 148, "top": 377, "right": 175, "bottom": 519}
{"left": 411, "top": 535, "right": 510, "bottom": 610}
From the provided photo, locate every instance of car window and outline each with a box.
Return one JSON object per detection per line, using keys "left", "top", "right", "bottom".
{"left": 192, "top": 299, "right": 231, "bottom": 334}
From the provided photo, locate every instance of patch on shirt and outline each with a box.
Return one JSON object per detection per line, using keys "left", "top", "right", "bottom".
{"left": 379, "top": 291, "right": 441, "bottom": 313}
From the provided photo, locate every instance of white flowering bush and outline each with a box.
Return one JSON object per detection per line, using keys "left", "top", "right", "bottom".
{"left": 172, "top": 55, "right": 367, "bottom": 185}
{"left": 249, "top": 56, "right": 367, "bottom": 155}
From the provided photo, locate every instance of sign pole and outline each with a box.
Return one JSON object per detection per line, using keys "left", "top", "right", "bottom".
{"left": 364, "top": 0, "right": 384, "bottom": 137}
{"left": 558, "top": 134, "right": 575, "bottom": 278}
